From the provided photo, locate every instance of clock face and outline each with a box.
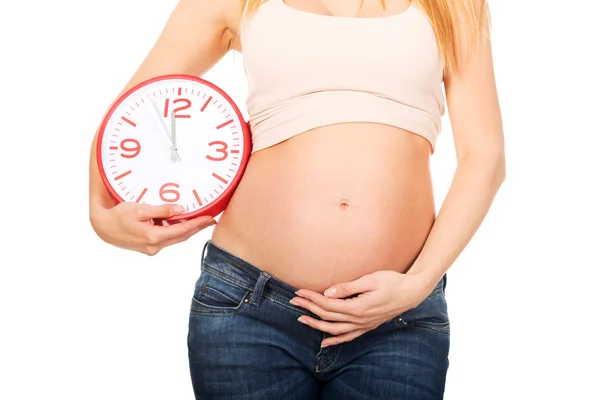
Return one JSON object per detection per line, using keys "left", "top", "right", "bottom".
{"left": 97, "top": 74, "right": 251, "bottom": 219}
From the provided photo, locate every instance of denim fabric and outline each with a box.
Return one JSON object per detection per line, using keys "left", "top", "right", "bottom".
{"left": 188, "top": 240, "right": 450, "bottom": 399}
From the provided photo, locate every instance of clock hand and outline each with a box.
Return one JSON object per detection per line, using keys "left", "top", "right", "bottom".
{"left": 146, "top": 95, "right": 175, "bottom": 147}
{"left": 170, "top": 111, "right": 181, "bottom": 162}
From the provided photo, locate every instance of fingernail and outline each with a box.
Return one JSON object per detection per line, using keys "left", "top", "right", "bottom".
{"left": 297, "top": 317, "right": 307, "bottom": 324}
{"left": 321, "top": 343, "right": 330, "bottom": 348}
{"left": 289, "top": 299, "right": 298, "bottom": 306}
{"left": 325, "top": 288, "right": 336, "bottom": 297}
{"left": 173, "top": 205, "right": 184, "bottom": 213}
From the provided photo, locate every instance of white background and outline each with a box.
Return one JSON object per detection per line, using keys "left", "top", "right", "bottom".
{"left": 1, "top": 0, "right": 598, "bottom": 399}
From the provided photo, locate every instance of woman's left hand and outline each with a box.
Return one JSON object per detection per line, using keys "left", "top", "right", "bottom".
{"left": 291, "top": 270, "right": 433, "bottom": 347}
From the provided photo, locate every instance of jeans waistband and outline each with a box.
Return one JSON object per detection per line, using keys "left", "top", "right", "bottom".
{"left": 200, "top": 240, "right": 447, "bottom": 305}
{"left": 201, "top": 240, "right": 301, "bottom": 305}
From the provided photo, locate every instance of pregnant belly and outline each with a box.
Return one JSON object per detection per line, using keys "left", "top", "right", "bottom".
{"left": 211, "top": 123, "right": 436, "bottom": 293}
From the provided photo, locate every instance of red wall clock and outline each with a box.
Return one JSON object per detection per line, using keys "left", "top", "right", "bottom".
{"left": 97, "top": 74, "right": 251, "bottom": 220}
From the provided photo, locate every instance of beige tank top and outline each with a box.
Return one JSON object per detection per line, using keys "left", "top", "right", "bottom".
{"left": 240, "top": 0, "right": 445, "bottom": 153}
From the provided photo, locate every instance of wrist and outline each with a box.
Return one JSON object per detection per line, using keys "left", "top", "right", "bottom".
{"left": 405, "top": 263, "right": 444, "bottom": 293}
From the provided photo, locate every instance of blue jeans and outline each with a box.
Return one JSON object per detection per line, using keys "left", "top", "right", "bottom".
{"left": 187, "top": 241, "right": 450, "bottom": 399}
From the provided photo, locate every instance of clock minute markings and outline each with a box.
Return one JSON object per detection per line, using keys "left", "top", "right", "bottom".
{"left": 200, "top": 96, "right": 212, "bottom": 112}
{"left": 114, "top": 170, "right": 132, "bottom": 180}
{"left": 136, "top": 188, "right": 148, "bottom": 203}
{"left": 120, "top": 116, "right": 137, "bottom": 127}
{"left": 216, "top": 119, "right": 234, "bottom": 130}
{"left": 212, "top": 172, "right": 228, "bottom": 185}
{"left": 193, "top": 190, "right": 203, "bottom": 208}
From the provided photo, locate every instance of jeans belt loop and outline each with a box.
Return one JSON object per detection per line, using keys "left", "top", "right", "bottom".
{"left": 249, "top": 271, "right": 271, "bottom": 306}
{"left": 200, "top": 241, "right": 210, "bottom": 270}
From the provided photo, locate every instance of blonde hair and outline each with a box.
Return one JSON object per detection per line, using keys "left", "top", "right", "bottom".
{"left": 240, "top": 0, "right": 490, "bottom": 75}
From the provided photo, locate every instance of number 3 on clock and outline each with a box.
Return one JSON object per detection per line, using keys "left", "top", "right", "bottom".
{"left": 207, "top": 141, "right": 229, "bottom": 162}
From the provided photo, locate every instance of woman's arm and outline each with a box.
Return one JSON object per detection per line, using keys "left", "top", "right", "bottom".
{"left": 406, "top": 0, "right": 505, "bottom": 287}
{"left": 89, "top": 0, "right": 243, "bottom": 255}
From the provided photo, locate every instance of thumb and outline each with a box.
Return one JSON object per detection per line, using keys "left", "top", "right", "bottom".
{"left": 324, "top": 275, "right": 375, "bottom": 298}
{"left": 136, "top": 203, "right": 185, "bottom": 220}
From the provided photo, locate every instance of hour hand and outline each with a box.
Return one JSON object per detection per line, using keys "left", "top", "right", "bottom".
{"left": 170, "top": 112, "right": 181, "bottom": 163}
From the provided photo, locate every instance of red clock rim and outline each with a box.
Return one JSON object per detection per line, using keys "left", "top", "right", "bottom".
{"left": 96, "top": 73, "right": 252, "bottom": 220}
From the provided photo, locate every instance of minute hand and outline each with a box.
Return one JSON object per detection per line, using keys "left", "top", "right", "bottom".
{"left": 145, "top": 95, "right": 175, "bottom": 146}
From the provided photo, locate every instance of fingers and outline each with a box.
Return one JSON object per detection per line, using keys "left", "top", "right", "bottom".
{"left": 298, "top": 315, "right": 368, "bottom": 338}
{"left": 290, "top": 296, "right": 363, "bottom": 323}
{"left": 320, "top": 329, "right": 369, "bottom": 348}
{"left": 140, "top": 216, "right": 216, "bottom": 256}
{"left": 155, "top": 217, "right": 215, "bottom": 246}
{"left": 152, "top": 215, "right": 215, "bottom": 239}
{"left": 295, "top": 289, "right": 370, "bottom": 317}
{"left": 323, "top": 275, "right": 376, "bottom": 299}
{"left": 297, "top": 313, "right": 374, "bottom": 347}
{"left": 135, "top": 203, "right": 186, "bottom": 220}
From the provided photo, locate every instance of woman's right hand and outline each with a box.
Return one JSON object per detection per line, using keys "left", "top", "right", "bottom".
{"left": 90, "top": 202, "right": 216, "bottom": 256}
{"left": 88, "top": 0, "right": 240, "bottom": 255}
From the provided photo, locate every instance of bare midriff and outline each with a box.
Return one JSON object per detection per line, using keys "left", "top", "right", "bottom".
{"left": 211, "top": 123, "right": 435, "bottom": 293}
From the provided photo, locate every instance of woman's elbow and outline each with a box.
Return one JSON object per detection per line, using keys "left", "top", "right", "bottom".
{"left": 484, "top": 146, "right": 506, "bottom": 189}
{"left": 460, "top": 144, "right": 506, "bottom": 187}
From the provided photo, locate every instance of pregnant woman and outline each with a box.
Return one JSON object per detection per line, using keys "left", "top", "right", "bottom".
{"left": 89, "top": 0, "right": 505, "bottom": 398}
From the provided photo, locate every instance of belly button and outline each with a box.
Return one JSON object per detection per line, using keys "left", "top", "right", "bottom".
{"left": 339, "top": 199, "right": 351, "bottom": 210}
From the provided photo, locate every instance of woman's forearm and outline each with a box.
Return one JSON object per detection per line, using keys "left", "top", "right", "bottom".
{"left": 89, "top": 129, "right": 117, "bottom": 212}
{"left": 407, "top": 150, "right": 506, "bottom": 287}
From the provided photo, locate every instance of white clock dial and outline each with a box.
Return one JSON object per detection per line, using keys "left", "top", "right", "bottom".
{"left": 98, "top": 75, "right": 250, "bottom": 218}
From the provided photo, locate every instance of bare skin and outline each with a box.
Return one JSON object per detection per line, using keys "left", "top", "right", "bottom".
{"left": 89, "top": 0, "right": 504, "bottom": 346}
{"left": 212, "top": 123, "right": 435, "bottom": 293}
